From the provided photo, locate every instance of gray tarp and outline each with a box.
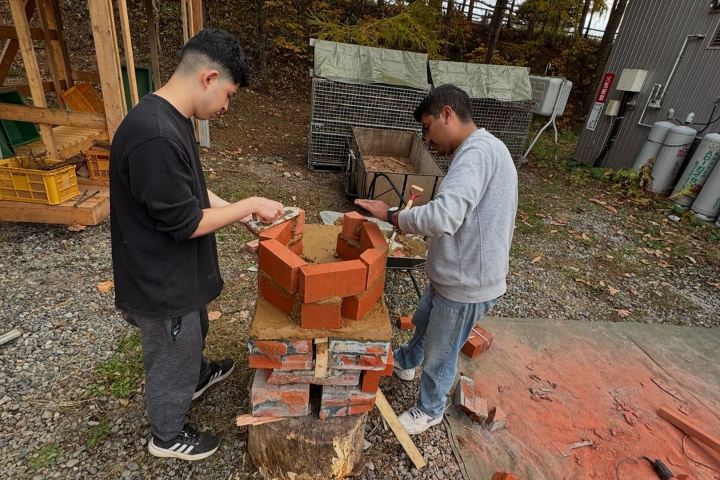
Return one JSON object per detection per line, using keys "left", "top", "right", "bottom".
{"left": 429, "top": 60, "right": 532, "bottom": 101}
{"left": 313, "top": 39, "right": 429, "bottom": 91}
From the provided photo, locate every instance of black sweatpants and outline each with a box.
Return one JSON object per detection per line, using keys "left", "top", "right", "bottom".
{"left": 122, "top": 307, "right": 212, "bottom": 441}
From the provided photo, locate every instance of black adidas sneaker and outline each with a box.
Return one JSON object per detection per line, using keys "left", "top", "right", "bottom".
{"left": 148, "top": 424, "right": 219, "bottom": 461}
{"left": 192, "top": 358, "right": 235, "bottom": 400}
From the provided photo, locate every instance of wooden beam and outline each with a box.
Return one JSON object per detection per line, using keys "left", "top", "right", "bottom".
{"left": 71, "top": 70, "right": 100, "bottom": 84}
{"left": 189, "top": 0, "right": 209, "bottom": 146}
{"left": 0, "top": 24, "right": 58, "bottom": 41}
{"left": 36, "top": 0, "right": 64, "bottom": 108}
{"left": 41, "top": 0, "right": 72, "bottom": 88}
{"left": 658, "top": 407, "right": 720, "bottom": 455}
{"left": 117, "top": 0, "right": 138, "bottom": 106}
{"left": 0, "top": 0, "right": 36, "bottom": 85}
{"left": 0, "top": 103, "right": 107, "bottom": 129}
{"left": 87, "top": 0, "right": 126, "bottom": 139}
{"left": 8, "top": 0, "right": 57, "bottom": 162}
{"left": 374, "top": 389, "right": 427, "bottom": 470}
{"left": 181, "top": 0, "right": 190, "bottom": 43}
{"left": 12, "top": 80, "right": 64, "bottom": 96}
{"left": 191, "top": 0, "right": 203, "bottom": 32}
{"left": 144, "top": 0, "right": 162, "bottom": 90}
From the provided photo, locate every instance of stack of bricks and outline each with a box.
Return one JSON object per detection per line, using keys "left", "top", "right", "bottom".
{"left": 249, "top": 212, "right": 395, "bottom": 419}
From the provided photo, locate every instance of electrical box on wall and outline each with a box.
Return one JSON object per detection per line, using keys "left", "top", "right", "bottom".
{"left": 605, "top": 100, "right": 621, "bottom": 116}
{"left": 616, "top": 69, "right": 648, "bottom": 92}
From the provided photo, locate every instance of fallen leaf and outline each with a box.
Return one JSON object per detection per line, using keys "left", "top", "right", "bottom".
{"left": 616, "top": 309, "right": 631, "bottom": 318}
{"left": 608, "top": 286, "right": 620, "bottom": 296}
{"left": 208, "top": 311, "right": 222, "bottom": 321}
{"left": 581, "top": 233, "right": 590, "bottom": 241}
{"left": 118, "top": 398, "right": 129, "bottom": 407}
{"left": 708, "top": 281, "right": 720, "bottom": 290}
{"left": 67, "top": 224, "right": 86, "bottom": 232}
{"left": 531, "top": 256, "right": 542, "bottom": 264}
{"left": 96, "top": 280, "right": 114, "bottom": 293}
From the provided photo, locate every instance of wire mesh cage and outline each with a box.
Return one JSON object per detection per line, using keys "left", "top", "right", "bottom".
{"left": 308, "top": 76, "right": 428, "bottom": 169}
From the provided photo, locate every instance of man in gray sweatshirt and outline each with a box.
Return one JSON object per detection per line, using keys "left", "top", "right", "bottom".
{"left": 355, "top": 84, "right": 518, "bottom": 434}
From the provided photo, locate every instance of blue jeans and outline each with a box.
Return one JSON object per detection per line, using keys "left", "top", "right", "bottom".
{"left": 394, "top": 285, "right": 498, "bottom": 418}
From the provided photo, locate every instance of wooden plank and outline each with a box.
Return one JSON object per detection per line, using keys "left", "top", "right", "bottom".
{"left": 374, "top": 389, "right": 427, "bottom": 470}
{"left": 117, "top": 0, "right": 138, "bottom": 106}
{"left": 0, "top": 179, "right": 109, "bottom": 226}
{"left": 48, "top": 0, "right": 72, "bottom": 88}
{"left": 143, "top": 0, "right": 162, "bottom": 90}
{"left": 0, "top": 103, "right": 107, "bottom": 129}
{"left": 314, "top": 338, "right": 329, "bottom": 378}
{"left": 236, "top": 414, "right": 286, "bottom": 427}
{"left": 28, "top": 2, "right": 64, "bottom": 107}
{"left": 87, "top": 0, "right": 126, "bottom": 140}
{"left": 71, "top": 70, "right": 100, "bottom": 84}
{"left": 181, "top": 0, "right": 190, "bottom": 43}
{"left": 39, "top": 0, "right": 71, "bottom": 90}
{"left": 0, "top": 24, "right": 58, "bottom": 41}
{"left": 0, "top": 0, "right": 35, "bottom": 84}
{"left": 14, "top": 126, "right": 107, "bottom": 161}
{"left": 13, "top": 80, "right": 60, "bottom": 96}
{"left": 658, "top": 407, "right": 720, "bottom": 455}
{"left": 190, "top": 0, "right": 203, "bottom": 32}
{"left": 8, "top": 0, "right": 58, "bottom": 162}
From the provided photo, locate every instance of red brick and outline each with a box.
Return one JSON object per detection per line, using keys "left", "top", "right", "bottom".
{"left": 321, "top": 386, "right": 376, "bottom": 409}
{"left": 330, "top": 353, "right": 384, "bottom": 371}
{"left": 267, "top": 369, "right": 360, "bottom": 386}
{"left": 342, "top": 276, "right": 385, "bottom": 321}
{"left": 486, "top": 406, "right": 507, "bottom": 432}
{"left": 251, "top": 369, "right": 310, "bottom": 408}
{"left": 248, "top": 353, "right": 313, "bottom": 370}
{"left": 258, "top": 273, "right": 297, "bottom": 315}
{"left": 399, "top": 315, "right": 414, "bottom": 330}
{"left": 492, "top": 473, "right": 518, "bottom": 480}
{"left": 254, "top": 403, "right": 309, "bottom": 417}
{"left": 258, "top": 239, "right": 307, "bottom": 293}
{"left": 381, "top": 348, "right": 394, "bottom": 376}
{"left": 319, "top": 406, "right": 348, "bottom": 420}
{"left": 454, "top": 376, "right": 489, "bottom": 422}
{"left": 348, "top": 404, "right": 373, "bottom": 415}
{"left": 292, "top": 209, "right": 306, "bottom": 235}
{"left": 244, "top": 239, "right": 259, "bottom": 253}
{"left": 299, "top": 300, "right": 342, "bottom": 329}
{"left": 360, "top": 222, "right": 388, "bottom": 252}
{"left": 248, "top": 338, "right": 312, "bottom": 356}
{"left": 461, "top": 325, "right": 493, "bottom": 358}
{"left": 361, "top": 371, "right": 381, "bottom": 393}
{"left": 299, "top": 260, "right": 367, "bottom": 303}
{"left": 288, "top": 235, "right": 303, "bottom": 256}
{"left": 335, "top": 234, "right": 363, "bottom": 260}
{"left": 341, "top": 211, "right": 366, "bottom": 240}
{"left": 360, "top": 248, "right": 387, "bottom": 288}
{"left": 259, "top": 221, "right": 293, "bottom": 245}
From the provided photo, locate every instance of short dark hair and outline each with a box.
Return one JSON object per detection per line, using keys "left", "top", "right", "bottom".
{"left": 179, "top": 28, "right": 250, "bottom": 87}
{"left": 413, "top": 84, "right": 473, "bottom": 123}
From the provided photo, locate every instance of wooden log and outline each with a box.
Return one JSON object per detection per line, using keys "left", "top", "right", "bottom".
{"left": 0, "top": 102, "right": 107, "bottom": 129}
{"left": 658, "top": 407, "right": 720, "bottom": 455}
{"left": 248, "top": 412, "right": 367, "bottom": 480}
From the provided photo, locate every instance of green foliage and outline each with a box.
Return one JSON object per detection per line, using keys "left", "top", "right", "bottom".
{"left": 94, "top": 333, "right": 143, "bottom": 399}
{"left": 28, "top": 444, "right": 60, "bottom": 472}
{"left": 311, "top": 1, "right": 442, "bottom": 57}
{"left": 86, "top": 420, "right": 112, "bottom": 450}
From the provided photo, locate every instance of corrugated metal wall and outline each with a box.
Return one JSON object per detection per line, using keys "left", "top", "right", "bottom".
{"left": 573, "top": 1, "right": 720, "bottom": 168}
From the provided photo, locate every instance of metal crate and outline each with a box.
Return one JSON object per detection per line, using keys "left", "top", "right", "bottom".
{"left": 308, "top": 77, "right": 428, "bottom": 169}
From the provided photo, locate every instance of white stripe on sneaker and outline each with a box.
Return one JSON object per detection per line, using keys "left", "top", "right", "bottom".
{"left": 185, "top": 445, "right": 194, "bottom": 454}
{"left": 169, "top": 443, "right": 181, "bottom": 451}
{"left": 177, "top": 445, "right": 189, "bottom": 454}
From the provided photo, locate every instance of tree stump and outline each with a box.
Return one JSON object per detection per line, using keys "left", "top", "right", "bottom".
{"left": 248, "top": 412, "right": 367, "bottom": 479}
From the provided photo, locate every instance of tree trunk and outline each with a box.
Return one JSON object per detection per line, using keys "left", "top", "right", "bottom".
{"left": 485, "top": 0, "right": 507, "bottom": 63}
{"left": 582, "top": 0, "right": 628, "bottom": 114}
{"left": 506, "top": 0, "right": 515, "bottom": 27}
{"left": 584, "top": 11, "right": 594, "bottom": 37}
{"left": 256, "top": 0, "right": 268, "bottom": 91}
{"left": 526, "top": 14, "right": 536, "bottom": 37}
{"left": 467, "top": 0, "right": 475, "bottom": 21}
{"left": 442, "top": 0, "right": 455, "bottom": 57}
{"left": 577, "top": 0, "right": 591, "bottom": 36}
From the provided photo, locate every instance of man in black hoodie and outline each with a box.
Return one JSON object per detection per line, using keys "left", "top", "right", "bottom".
{"left": 110, "top": 29, "right": 283, "bottom": 461}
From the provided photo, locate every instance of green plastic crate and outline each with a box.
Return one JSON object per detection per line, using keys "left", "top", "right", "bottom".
{"left": 121, "top": 64, "right": 153, "bottom": 111}
{"left": 0, "top": 89, "right": 41, "bottom": 149}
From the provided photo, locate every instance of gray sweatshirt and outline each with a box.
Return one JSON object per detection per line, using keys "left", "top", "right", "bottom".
{"left": 398, "top": 128, "right": 518, "bottom": 303}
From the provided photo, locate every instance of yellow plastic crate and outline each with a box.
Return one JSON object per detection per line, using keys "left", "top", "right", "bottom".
{"left": 0, "top": 160, "right": 80, "bottom": 205}
{"left": 61, "top": 83, "right": 105, "bottom": 113}
{"left": 83, "top": 142, "right": 110, "bottom": 182}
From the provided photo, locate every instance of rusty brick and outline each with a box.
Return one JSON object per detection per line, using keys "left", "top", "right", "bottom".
{"left": 360, "top": 248, "right": 387, "bottom": 289}
{"left": 360, "top": 222, "right": 388, "bottom": 252}
{"left": 258, "top": 273, "right": 298, "bottom": 315}
{"left": 299, "top": 299, "right": 342, "bottom": 329}
{"left": 299, "top": 260, "right": 367, "bottom": 303}
{"left": 461, "top": 325, "right": 493, "bottom": 358}
{"left": 335, "top": 234, "right": 363, "bottom": 260}
{"left": 341, "top": 211, "right": 366, "bottom": 240}
{"left": 259, "top": 221, "right": 293, "bottom": 245}
{"left": 342, "top": 276, "right": 385, "bottom": 321}
{"left": 267, "top": 369, "right": 360, "bottom": 386}
{"left": 399, "top": 315, "right": 415, "bottom": 330}
{"left": 258, "top": 239, "right": 307, "bottom": 293}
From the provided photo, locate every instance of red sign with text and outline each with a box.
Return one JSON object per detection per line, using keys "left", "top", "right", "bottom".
{"left": 595, "top": 73, "right": 615, "bottom": 103}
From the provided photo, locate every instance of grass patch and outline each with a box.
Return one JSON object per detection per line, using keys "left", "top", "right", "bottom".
{"left": 86, "top": 420, "right": 112, "bottom": 449}
{"left": 94, "top": 333, "right": 143, "bottom": 399}
{"left": 28, "top": 444, "right": 60, "bottom": 472}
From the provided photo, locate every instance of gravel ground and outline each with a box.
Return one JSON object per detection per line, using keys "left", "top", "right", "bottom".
{"left": 1, "top": 124, "right": 719, "bottom": 479}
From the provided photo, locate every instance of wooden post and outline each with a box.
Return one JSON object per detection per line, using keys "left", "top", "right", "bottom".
{"left": 0, "top": 0, "right": 36, "bottom": 85}
{"left": 144, "top": 0, "right": 162, "bottom": 90}
{"left": 87, "top": 0, "right": 127, "bottom": 139}
{"left": 37, "top": 0, "right": 65, "bottom": 107}
{"left": 8, "top": 0, "right": 58, "bottom": 162}
{"left": 189, "top": 0, "right": 210, "bottom": 147}
{"left": 118, "top": 0, "right": 139, "bottom": 106}
{"left": 47, "top": 0, "right": 73, "bottom": 88}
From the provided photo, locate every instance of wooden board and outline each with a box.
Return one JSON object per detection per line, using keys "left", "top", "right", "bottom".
{"left": 658, "top": 407, "right": 720, "bottom": 455}
{"left": 14, "top": 126, "right": 108, "bottom": 161}
{"left": 0, "top": 179, "right": 109, "bottom": 226}
{"left": 375, "top": 389, "right": 427, "bottom": 470}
